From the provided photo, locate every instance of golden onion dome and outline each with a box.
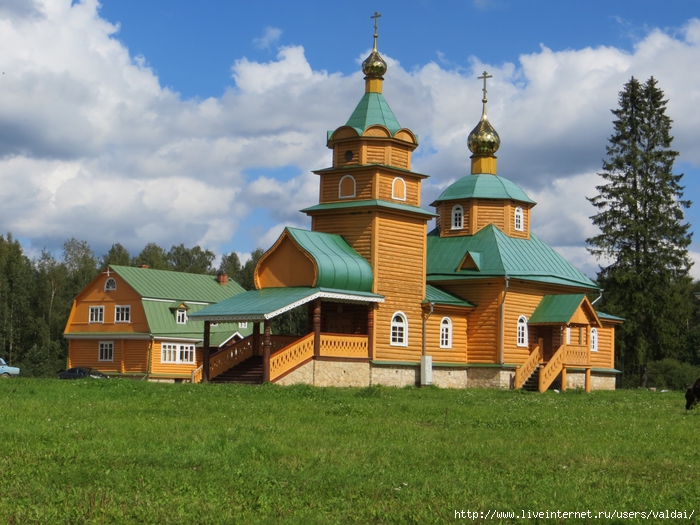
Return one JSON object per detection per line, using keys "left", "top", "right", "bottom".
{"left": 362, "top": 12, "right": 387, "bottom": 79}
{"left": 468, "top": 115, "right": 500, "bottom": 155}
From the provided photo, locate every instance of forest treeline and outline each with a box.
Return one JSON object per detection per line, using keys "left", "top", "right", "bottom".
{"left": 0, "top": 235, "right": 265, "bottom": 377}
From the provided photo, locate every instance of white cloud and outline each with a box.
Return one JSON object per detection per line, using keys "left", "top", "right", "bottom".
{"left": 253, "top": 26, "right": 282, "bottom": 50}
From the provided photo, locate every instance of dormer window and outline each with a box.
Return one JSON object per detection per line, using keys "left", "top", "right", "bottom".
{"left": 176, "top": 309, "right": 187, "bottom": 324}
{"left": 105, "top": 278, "right": 116, "bottom": 291}
{"left": 339, "top": 175, "right": 356, "bottom": 198}
{"left": 451, "top": 205, "right": 464, "bottom": 230}
{"left": 514, "top": 207, "right": 524, "bottom": 231}
{"left": 392, "top": 177, "right": 406, "bottom": 201}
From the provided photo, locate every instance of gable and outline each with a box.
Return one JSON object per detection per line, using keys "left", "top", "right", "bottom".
{"left": 255, "top": 233, "right": 318, "bottom": 288}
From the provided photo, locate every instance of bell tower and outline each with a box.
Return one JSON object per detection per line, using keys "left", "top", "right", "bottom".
{"left": 302, "top": 13, "right": 435, "bottom": 361}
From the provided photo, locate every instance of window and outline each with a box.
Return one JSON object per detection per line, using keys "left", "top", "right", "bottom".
{"left": 89, "top": 306, "right": 104, "bottom": 323}
{"left": 176, "top": 309, "right": 187, "bottom": 324}
{"left": 161, "top": 343, "right": 196, "bottom": 364}
{"left": 514, "top": 207, "right": 524, "bottom": 231}
{"left": 99, "top": 341, "right": 114, "bottom": 362}
{"left": 339, "top": 175, "right": 356, "bottom": 198}
{"left": 440, "top": 317, "right": 452, "bottom": 348}
{"left": 390, "top": 312, "right": 408, "bottom": 346}
{"left": 516, "top": 316, "right": 528, "bottom": 347}
{"left": 104, "top": 278, "right": 116, "bottom": 291}
{"left": 239, "top": 321, "right": 248, "bottom": 329}
{"left": 392, "top": 177, "right": 406, "bottom": 200}
{"left": 451, "top": 205, "right": 464, "bottom": 230}
{"left": 590, "top": 328, "right": 598, "bottom": 352}
{"left": 115, "top": 306, "right": 131, "bottom": 323}
{"left": 566, "top": 326, "right": 571, "bottom": 345}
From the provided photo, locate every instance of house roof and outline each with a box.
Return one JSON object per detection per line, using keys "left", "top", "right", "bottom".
{"left": 342, "top": 92, "right": 402, "bottom": 137}
{"left": 426, "top": 225, "right": 597, "bottom": 290}
{"left": 596, "top": 311, "right": 625, "bottom": 323}
{"left": 528, "top": 294, "right": 586, "bottom": 324}
{"left": 190, "top": 287, "right": 384, "bottom": 322}
{"left": 302, "top": 199, "right": 437, "bottom": 218}
{"left": 424, "top": 285, "right": 475, "bottom": 308}
{"left": 285, "top": 228, "right": 374, "bottom": 292}
{"left": 431, "top": 174, "right": 536, "bottom": 205}
{"left": 109, "top": 265, "right": 245, "bottom": 303}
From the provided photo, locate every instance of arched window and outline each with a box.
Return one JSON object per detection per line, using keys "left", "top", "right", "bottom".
{"left": 516, "top": 315, "right": 528, "bottom": 347}
{"left": 392, "top": 177, "right": 406, "bottom": 200}
{"left": 105, "top": 277, "right": 116, "bottom": 291}
{"left": 514, "top": 207, "right": 524, "bottom": 231}
{"left": 451, "top": 205, "right": 464, "bottom": 230}
{"left": 440, "top": 317, "right": 452, "bottom": 348}
{"left": 590, "top": 328, "right": 598, "bottom": 352}
{"left": 339, "top": 175, "right": 356, "bottom": 198}
{"left": 390, "top": 312, "right": 408, "bottom": 346}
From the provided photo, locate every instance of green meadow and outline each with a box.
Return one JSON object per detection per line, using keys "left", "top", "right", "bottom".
{"left": 0, "top": 379, "right": 698, "bottom": 524}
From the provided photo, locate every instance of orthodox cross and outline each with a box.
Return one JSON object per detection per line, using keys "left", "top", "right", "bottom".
{"left": 371, "top": 11, "right": 382, "bottom": 48}
{"left": 478, "top": 71, "right": 492, "bottom": 104}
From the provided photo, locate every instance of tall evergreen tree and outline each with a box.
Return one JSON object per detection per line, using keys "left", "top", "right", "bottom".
{"left": 101, "top": 243, "right": 131, "bottom": 268}
{"left": 587, "top": 76, "right": 693, "bottom": 385}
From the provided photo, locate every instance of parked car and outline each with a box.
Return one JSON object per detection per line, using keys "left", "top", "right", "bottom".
{"left": 0, "top": 358, "right": 20, "bottom": 378}
{"left": 59, "top": 367, "right": 108, "bottom": 380}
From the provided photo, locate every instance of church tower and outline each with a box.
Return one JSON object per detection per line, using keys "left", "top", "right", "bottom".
{"left": 302, "top": 13, "right": 435, "bottom": 361}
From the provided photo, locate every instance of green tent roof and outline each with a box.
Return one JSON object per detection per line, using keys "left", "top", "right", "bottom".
{"left": 286, "top": 228, "right": 374, "bottom": 292}
{"left": 302, "top": 199, "right": 437, "bottom": 218}
{"left": 431, "top": 174, "right": 536, "bottom": 205}
{"left": 528, "top": 294, "right": 586, "bottom": 324}
{"left": 342, "top": 92, "right": 402, "bottom": 137}
{"left": 424, "top": 285, "right": 475, "bottom": 308}
{"left": 110, "top": 265, "right": 245, "bottom": 303}
{"left": 190, "top": 287, "right": 384, "bottom": 322}
{"left": 426, "top": 225, "right": 597, "bottom": 290}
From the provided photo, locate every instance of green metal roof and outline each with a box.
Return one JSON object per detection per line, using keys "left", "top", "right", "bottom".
{"left": 596, "top": 311, "right": 625, "bottom": 322}
{"left": 190, "top": 287, "right": 384, "bottom": 322}
{"left": 424, "top": 285, "right": 475, "bottom": 308}
{"left": 314, "top": 164, "right": 429, "bottom": 179}
{"left": 426, "top": 225, "right": 597, "bottom": 290}
{"left": 110, "top": 266, "right": 245, "bottom": 303}
{"left": 431, "top": 174, "right": 536, "bottom": 205}
{"left": 528, "top": 294, "right": 585, "bottom": 324}
{"left": 141, "top": 301, "right": 253, "bottom": 343}
{"left": 286, "top": 228, "right": 373, "bottom": 292}
{"left": 342, "top": 92, "right": 402, "bottom": 137}
{"left": 302, "top": 199, "right": 437, "bottom": 218}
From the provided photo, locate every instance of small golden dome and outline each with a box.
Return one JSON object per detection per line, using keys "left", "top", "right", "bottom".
{"left": 362, "top": 50, "right": 387, "bottom": 79}
{"left": 468, "top": 115, "right": 500, "bottom": 155}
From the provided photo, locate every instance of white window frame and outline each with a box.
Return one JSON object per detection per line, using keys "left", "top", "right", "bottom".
{"left": 514, "top": 206, "right": 524, "bottom": 232}
{"left": 89, "top": 306, "right": 104, "bottom": 323}
{"left": 98, "top": 341, "right": 114, "bottom": 362}
{"left": 161, "top": 343, "right": 196, "bottom": 364}
{"left": 451, "top": 205, "right": 464, "bottom": 230}
{"left": 390, "top": 311, "right": 408, "bottom": 347}
{"left": 115, "top": 305, "right": 131, "bottom": 323}
{"left": 239, "top": 321, "right": 248, "bottom": 329}
{"left": 590, "top": 328, "right": 598, "bottom": 352}
{"left": 391, "top": 177, "right": 407, "bottom": 201}
{"left": 176, "top": 309, "right": 187, "bottom": 324}
{"left": 516, "top": 315, "right": 528, "bottom": 347}
{"left": 440, "top": 317, "right": 453, "bottom": 349}
{"left": 566, "top": 326, "right": 571, "bottom": 345}
{"left": 338, "top": 175, "right": 356, "bottom": 199}
{"left": 104, "top": 277, "right": 117, "bottom": 291}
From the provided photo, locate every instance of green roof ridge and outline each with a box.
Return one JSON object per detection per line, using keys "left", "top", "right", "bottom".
{"left": 302, "top": 199, "right": 437, "bottom": 218}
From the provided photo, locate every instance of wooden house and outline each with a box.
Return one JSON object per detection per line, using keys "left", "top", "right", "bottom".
{"left": 189, "top": 27, "right": 622, "bottom": 390}
{"left": 63, "top": 265, "right": 251, "bottom": 381}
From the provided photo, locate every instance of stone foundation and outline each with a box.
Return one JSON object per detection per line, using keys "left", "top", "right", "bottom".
{"left": 565, "top": 371, "right": 617, "bottom": 391}
{"left": 314, "top": 360, "right": 370, "bottom": 387}
{"left": 371, "top": 364, "right": 419, "bottom": 387}
{"left": 432, "top": 367, "right": 468, "bottom": 388}
{"left": 274, "top": 360, "right": 314, "bottom": 386}
{"left": 467, "top": 367, "right": 513, "bottom": 389}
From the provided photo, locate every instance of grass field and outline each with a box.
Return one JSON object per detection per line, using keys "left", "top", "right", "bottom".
{"left": 0, "top": 379, "right": 698, "bottom": 524}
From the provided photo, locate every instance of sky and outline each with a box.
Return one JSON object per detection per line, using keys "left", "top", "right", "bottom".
{"left": 2, "top": 0, "right": 700, "bottom": 279}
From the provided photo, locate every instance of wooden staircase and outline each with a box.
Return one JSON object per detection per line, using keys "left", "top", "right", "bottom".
{"left": 210, "top": 356, "right": 263, "bottom": 384}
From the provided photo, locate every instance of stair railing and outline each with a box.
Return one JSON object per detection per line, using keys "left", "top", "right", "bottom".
{"left": 269, "top": 333, "right": 315, "bottom": 382}
{"left": 209, "top": 336, "right": 254, "bottom": 381}
{"left": 514, "top": 341, "right": 543, "bottom": 389}
{"left": 538, "top": 344, "right": 566, "bottom": 392}
{"left": 191, "top": 365, "right": 203, "bottom": 384}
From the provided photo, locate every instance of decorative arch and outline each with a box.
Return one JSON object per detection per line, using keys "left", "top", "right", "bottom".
{"left": 339, "top": 175, "right": 356, "bottom": 199}
{"left": 390, "top": 312, "right": 408, "bottom": 346}
{"left": 104, "top": 277, "right": 117, "bottom": 291}
{"left": 392, "top": 177, "right": 406, "bottom": 201}
{"left": 440, "top": 317, "right": 453, "bottom": 349}
{"left": 517, "top": 315, "right": 528, "bottom": 347}
{"left": 451, "top": 205, "right": 464, "bottom": 230}
{"left": 514, "top": 206, "right": 524, "bottom": 231}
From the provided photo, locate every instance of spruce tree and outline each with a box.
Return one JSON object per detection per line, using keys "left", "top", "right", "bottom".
{"left": 587, "top": 76, "right": 693, "bottom": 386}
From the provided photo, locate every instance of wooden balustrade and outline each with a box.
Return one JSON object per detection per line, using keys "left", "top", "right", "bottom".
{"left": 514, "top": 343, "right": 542, "bottom": 389}
{"left": 539, "top": 344, "right": 564, "bottom": 393}
{"left": 269, "top": 333, "right": 315, "bottom": 382}
{"left": 319, "top": 333, "right": 369, "bottom": 358}
{"left": 191, "top": 365, "right": 203, "bottom": 384}
{"left": 562, "top": 345, "right": 589, "bottom": 366}
{"left": 270, "top": 335, "right": 302, "bottom": 352}
{"left": 209, "top": 336, "right": 254, "bottom": 380}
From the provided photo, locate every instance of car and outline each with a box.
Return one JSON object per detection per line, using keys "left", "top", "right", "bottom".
{"left": 0, "top": 358, "right": 20, "bottom": 378}
{"left": 58, "top": 367, "right": 109, "bottom": 380}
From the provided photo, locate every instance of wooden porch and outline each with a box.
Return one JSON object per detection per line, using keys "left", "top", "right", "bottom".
{"left": 513, "top": 337, "right": 592, "bottom": 392}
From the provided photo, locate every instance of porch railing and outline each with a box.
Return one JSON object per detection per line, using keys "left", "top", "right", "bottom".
{"left": 538, "top": 344, "right": 590, "bottom": 392}
{"left": 269, "top": 333, "right": 315, "bottom": 382}
{"left": 319, "top": 333, "right": 368, "bottom": 358}
{"left": 514, "top": 342, "right": 542, "bottom": 389}
{"left": 191, "top": 365, "right": 203, "bottom": 384}
{"left": 210, "top": 336, "right": 254, "bottom": 381}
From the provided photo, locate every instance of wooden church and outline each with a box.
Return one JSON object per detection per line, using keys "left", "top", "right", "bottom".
{"left": 190, "top": 21, "right": 622, "bottom": 391}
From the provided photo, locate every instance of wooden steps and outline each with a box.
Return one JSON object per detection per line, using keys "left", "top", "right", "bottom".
{"left": 519, "top": 366, "right": 562, "bottom": 392}
{"left": 211, "top": 356, "right": 263, "bottom": 384}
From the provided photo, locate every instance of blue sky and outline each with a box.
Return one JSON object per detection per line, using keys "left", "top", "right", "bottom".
{"left": 2, "top": 0, "right": 700, "bottom": 278}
